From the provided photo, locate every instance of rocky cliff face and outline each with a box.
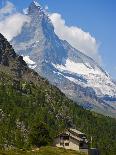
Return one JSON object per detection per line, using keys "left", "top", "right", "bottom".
{"left": 0, "top": 33, "right": 28, "bottom": 78}
{"left": 11, "top": 2, "right": 116, "bottom": 117}
{"left": 0, "top": 33, "right": 44, "bottom": 86}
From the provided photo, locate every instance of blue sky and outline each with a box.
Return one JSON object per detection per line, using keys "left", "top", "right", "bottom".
{"left": 0, "top": 0, "right": 116, "bottom": 79}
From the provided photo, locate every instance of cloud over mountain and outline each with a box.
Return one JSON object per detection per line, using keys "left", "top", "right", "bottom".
{"left": 50, "top": 13, "right": 101, "bottom": 63}
{"left": 0, "top": 1, "right": 14, "bottom": 15}
{"left": 0, "top": 1, "right": 101, "bottom": 63}
{"left": 0, "top": 1, "right": 30, "bottom": 41}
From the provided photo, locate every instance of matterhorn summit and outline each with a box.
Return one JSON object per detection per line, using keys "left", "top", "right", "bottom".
{"left": 33, "top": 1, "right": 41, "bottom": 6}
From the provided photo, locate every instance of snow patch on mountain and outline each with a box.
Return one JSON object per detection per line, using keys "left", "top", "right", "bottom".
{"left": 33, "top": 1, "right": 41, "bottom": 7}
{"left": 23, "top": 56, "right": 37, "bottom": 69}
{"left": 23, "top": 8, "right": 28, "bottom": 15}
{"left": 53, "top": 59, "right": 103, "bottom": 76}
{"left": 52, "top": 59, "right": 116, "bottom": 97}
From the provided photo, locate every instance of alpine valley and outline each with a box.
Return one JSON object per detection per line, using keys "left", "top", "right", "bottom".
{"left": 11, "top": 1, "right": 116, "bottom": 117}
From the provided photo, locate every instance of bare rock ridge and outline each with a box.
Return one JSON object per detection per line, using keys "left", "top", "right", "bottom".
{"left": 0, "top": 33, "right": 43, "bottom": 85}
{"left": 0, "top": 33, "right": 29, "bottom": 78}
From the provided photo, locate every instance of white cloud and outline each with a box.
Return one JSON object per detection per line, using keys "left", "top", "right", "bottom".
{"left": 23, "top": 8, "right": 28, "bottom": 15}
{"left": 0, "top": 1, "right": 14, "bottom": 15}
{"left": 50, "top": 13, "right": 101, "bottom": 63}
{"left": 0, "top": 1, "right": 101, "bottom": 63}
{"left": 45, "top": 5, "right": 49, "bottom": 10}
{"left": 0, "top": 1, "right": 30, "bottom": 41}
{"left": 0, "top": 13, "right": 30, "bottom": 41}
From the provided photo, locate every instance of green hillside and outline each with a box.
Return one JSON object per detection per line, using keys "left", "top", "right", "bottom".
{"left": 0, "top": 71, "right": 116, "bottom": 155}
{"left": 0, "top": 33, "right": 116, "bottom": 155}
{"left": 0, "top": 147, "right": 86, "bottom": 155}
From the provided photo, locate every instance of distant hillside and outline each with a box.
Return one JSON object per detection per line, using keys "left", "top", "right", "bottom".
{"left": 0, "top": 33, "right": 116, "bottom": 155}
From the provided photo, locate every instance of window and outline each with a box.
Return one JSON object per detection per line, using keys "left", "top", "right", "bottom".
{"left": 65, "top": 143, "right": 69, "bottom": 146}
{"left": 63, "top": 136, "right": 69, "bottom": 140}
{"left": 79, "top": 142, "right": 84, "bottom": 148}
{"left": 60, "top": 135, "right": 69, "bottom": 140}
{"left": 60, "top": 142, "right": 64, "bottom": 146}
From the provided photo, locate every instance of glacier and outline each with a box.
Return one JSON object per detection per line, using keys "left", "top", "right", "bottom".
{"left": 52, "top": 58, "right": 116, "bottom": 97}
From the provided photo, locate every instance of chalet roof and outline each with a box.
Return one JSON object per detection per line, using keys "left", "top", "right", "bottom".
{"left": 69, "top": 128, "right": 85, "bottom": 135}
{"left": 55, "top": 128, "right": 88, "bottom": 143}
{"left": 57, "top": 132, "right": 83, "bottom": 142}
{"left": 69, "top": 133, "right": 84, "bottom": 142}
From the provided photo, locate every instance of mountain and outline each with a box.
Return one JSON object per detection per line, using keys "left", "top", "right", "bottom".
{"left": 0, "top": 33, "right": 116, "bottom": 154}
{"left": 11, "top": 1, "right": 116, "bottom": 117}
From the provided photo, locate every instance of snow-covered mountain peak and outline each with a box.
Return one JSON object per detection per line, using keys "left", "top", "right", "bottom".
{"left": 11, "top": 2, "right": 116, "bottom": 117}
{"left": 33, "top": 1, "right": 41, "bottom": 7}
{"left": 27, "top": 1, "right": 52, "bottom": 29}
{"left": 30, "top": 1, "right": 41, "bottom": 8}
{"left": 28, "top": 1, "right": 44, "bottom": 16}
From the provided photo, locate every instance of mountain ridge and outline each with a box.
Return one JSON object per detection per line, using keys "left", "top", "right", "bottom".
{"left": 11, "top": 2, "right": 116, "bottom": 117}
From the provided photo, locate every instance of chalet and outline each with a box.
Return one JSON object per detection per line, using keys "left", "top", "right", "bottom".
{"left": 53, "top": 128, "right": 89, "bottom": 154}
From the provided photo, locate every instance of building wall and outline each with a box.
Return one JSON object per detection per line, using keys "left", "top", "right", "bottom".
{"left": 53, "top": 137, "right": 80, "bottom": 151}
{"left": 80, "top": 149, "right": 89, "bottom": 154}
{"left": 69, "top": 137, "right": 80, "bottom": 151}
{"left": 80, "top": 142, "right": 89, "bottom": 149}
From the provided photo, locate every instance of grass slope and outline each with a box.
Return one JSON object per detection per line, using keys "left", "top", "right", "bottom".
{"left": 0, "top": 147, "right": 86, "bottom": 155}
{"left": 0, "top": 72, "right": 116, "bottom": 155}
